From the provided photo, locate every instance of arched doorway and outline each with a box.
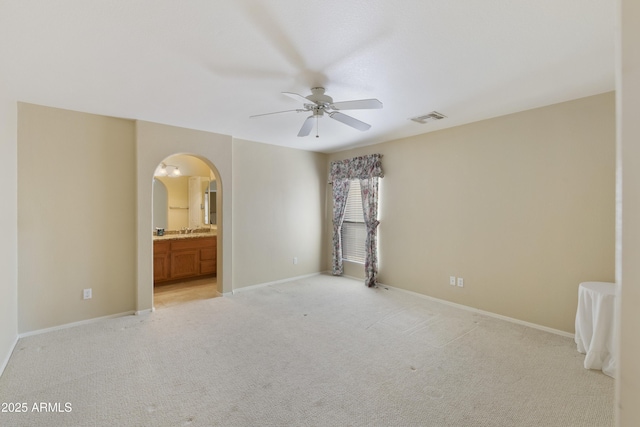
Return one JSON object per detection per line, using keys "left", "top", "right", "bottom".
{"left": 151, "top": 153, "right": 222, "bottom": 309}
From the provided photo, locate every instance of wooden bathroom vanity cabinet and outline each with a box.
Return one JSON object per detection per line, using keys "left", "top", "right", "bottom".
{"left": 153, "top": 235, "right": 216, "bottom": 284}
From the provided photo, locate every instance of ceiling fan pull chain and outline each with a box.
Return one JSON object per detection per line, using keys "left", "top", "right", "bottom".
{"left": 316, "top": 115, "right": 319, "bottom": 138}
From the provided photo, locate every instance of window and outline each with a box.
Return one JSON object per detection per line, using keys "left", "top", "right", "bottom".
{"left": 341, "top": 179, "right": 366, "bottom": 263}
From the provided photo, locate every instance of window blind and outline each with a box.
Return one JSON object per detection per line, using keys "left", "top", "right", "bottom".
{"left": 341, "top": 180, "right": 366, "bottom": 263}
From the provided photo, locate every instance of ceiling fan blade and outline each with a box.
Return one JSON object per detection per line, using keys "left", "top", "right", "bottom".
{"left": 329, "top": 112, "right": 371, "bottom": 131}
{"left": 250, "top": 109, "right": 304, "bottom": 118}
{"left": 330, "top": 99, "right": 383, "bottom": 110}
{"left": 283, "top": 91, "right": 315, "bottom": 105}
{"left": 298, "top": 116, "right": 315, "bottom": 137}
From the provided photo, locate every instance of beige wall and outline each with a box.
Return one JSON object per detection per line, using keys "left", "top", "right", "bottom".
{"left": 327, "top": 93, "right": 616, "bottom": 333}
{"left": 0, "top": 98, "right": 18, "bottom": 371}
{"left": 616, "top": 0, "right": 640, "bottom": 424}
{"left": 232, "top": 139, "right": 327, "bottom": 289}
{"left": 136, "top": 120, "right": 233, "bottom": 304}
{"left": 18, "top": 103, "right": 137, "bottom": 333}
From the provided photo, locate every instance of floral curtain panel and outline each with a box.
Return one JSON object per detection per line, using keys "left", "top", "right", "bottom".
{"left": 329, "top": 154, "right": 383, "bottom": 286}
{"left": 360, "top": 177, "right": 380, "bottom": 287}
{"left": 331, "top": 179, "right": 351, "bottom": 275}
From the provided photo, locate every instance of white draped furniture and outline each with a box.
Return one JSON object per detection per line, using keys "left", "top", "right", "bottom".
{"left": 574, "top": 281, "right": 617, "bottom": 378}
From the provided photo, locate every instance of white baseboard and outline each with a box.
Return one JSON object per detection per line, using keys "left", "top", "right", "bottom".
{"left": 18, "top": 311, "right": 136, "bottom": 339}
{"left": 231, "top": 272, "right": 322, "bottom": 294}
{"left": 135, "top": 308, "right": 153, "bottom": 315}
{"left": 0, "top": 335, "right": 19, "bottom": 378}
{"left": 378, "top": 283, "right": 574, "bottom": 338}
{"left": 263, "top": 273, "right": 573, "bottom": 338}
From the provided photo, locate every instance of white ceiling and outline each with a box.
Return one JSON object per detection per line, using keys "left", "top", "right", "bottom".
{"left": 1, "top": 0, "right": 615, "bottom": 153}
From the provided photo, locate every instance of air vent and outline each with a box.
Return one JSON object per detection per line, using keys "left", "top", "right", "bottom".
{"left": 410, "top": 111, "right": 447, "bottom": 124}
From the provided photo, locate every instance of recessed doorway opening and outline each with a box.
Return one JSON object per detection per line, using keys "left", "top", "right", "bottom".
{"left": 152, "top": 154, "right": 221, "bottom": 309}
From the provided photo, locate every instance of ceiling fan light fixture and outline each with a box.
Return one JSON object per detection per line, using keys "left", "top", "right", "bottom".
{"left": 307, "top": 87, "right": 333, "bottom": 105}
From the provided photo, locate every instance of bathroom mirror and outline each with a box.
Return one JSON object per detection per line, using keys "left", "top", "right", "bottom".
{"left": 153, "top": 154, "right": 216, "bottom": 232}
{"left": 204, "top": 180, "right": 217, "bottom": 225}
{"left": 153, "top": 175, "right": 215, "bottom": 231}
{"left": 152, "top": 178, "right": 168, "bottom": 230}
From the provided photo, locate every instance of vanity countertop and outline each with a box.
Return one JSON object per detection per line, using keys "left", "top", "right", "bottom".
{"left": 153, "top": 230, "right": 217, "bottom": 241}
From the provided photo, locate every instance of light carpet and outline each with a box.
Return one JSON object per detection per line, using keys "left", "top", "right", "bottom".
{"left": 0, "top": 274, "right": 613, "bottom": 426}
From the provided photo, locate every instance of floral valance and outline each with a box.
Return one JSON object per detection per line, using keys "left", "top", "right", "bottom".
{"left": 328, "top": 154, "right": 384, "bottom": 183}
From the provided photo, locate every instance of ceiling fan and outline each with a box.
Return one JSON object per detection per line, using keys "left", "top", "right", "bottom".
{"left": 250, "top": 87, "right": 383, "bottom": 137}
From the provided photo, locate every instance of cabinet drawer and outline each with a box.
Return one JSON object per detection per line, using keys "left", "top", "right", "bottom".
{"left": 171, "top": 237, "right": 215, "bottom": 251}
{"left": 154, "top": 240, "right": 170, "bottom": 253}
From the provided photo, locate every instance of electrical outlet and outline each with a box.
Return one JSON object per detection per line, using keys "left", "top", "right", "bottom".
{"left": 83, "top": 288, "right": 92, "bottom": 300}
{"left": 449, "top": 276, "right": 456, "bottom": 286}
{"left": 457, "top": 278, "right": 464, "bottom": 287}
{"left": 293, "top": 257, "right": 298, "bottom": 265}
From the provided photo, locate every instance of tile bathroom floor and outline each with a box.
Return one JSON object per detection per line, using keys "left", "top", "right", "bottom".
{"left": 153, "top": 277, "right": 218, "bottom": 309}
